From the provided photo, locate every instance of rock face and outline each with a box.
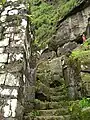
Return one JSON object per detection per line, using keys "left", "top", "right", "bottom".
{"left": 37, "top": 1, "right": 90, "bottom": 101}
{"left": 61, "top": 55, "right": 82, "bottom": 100}
{"left": 67, "top": 39, "right": 90, "bottom": 98}
{"left": 57, "top": 42, "right": 77, "bottom": 57}
{"left": 0, "top": 0, "right": 35, "bottom": 120}
{"left": 44, "top": 0, "right": 90, "bottom": 100}
{"left": 49, "top": 3, "right": 90, "bottom": 50}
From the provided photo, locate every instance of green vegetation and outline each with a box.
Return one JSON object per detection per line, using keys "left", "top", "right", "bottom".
{"left": 0, "top": 0, "right": 6, "bottom": 5}
{"left": 82, "top": 73, "right": 90, "bottom": 83}
{"left": 70, "top": 38, "right": 90, "bottom": 64}
{"left": 0, "top": 0, "right": 6, "bottom": 8}
{"left": 68, "top": 37, "right": 90, "bottom": 119}
{"left": 69, "top": 98, "right": 90, "bottom": 120}
{"left": 30, "top": 0, "right": 84, "bottom": 50}
{"left": 82, "top": 107, "right": 90, "bottom": 120}
{"left": 80, "top": 98, "right": 90, "bottom": 108}
{"left": 69, "top": 101, "right": 81, "bottom": 120}
{"left": 28, "top": 110, "right": 40, "bottom": 117}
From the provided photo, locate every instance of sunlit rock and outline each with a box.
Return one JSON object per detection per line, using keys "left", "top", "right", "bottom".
{"left": 0, "top": 54, "right": 8, "bottom": 63}
{"left": 0, "top": 16, "right": 6, "bottom": 22}
{"left": 0, "top": 74, "right": 6, "bottom": 85}
{"left": 0, "top": 38, "right": 9, "bottom": 47}
{"left": 1, "top": 11, "right": 7, "bottom": 16}
{"left": 0, "top": 48, "right": 4, "bottom": 53}
{"left": 0, "top": 88, "right": 18, "bottom": 97}
{"left": 21, "top": 19, "right": 27, "bottom": 28}
{"left": 5, "top": 73, "right": 20, "bottom": 86}
{"left": 8, "top": 10, "right": 18, "bottom": 15}
{"left": 3, "top": 99, "right": 17, "bottom": 117}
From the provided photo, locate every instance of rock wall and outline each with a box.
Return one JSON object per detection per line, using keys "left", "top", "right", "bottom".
{"left": 0, "top": 0, "right": 35, "bottom": 119}
{"left": 40, "top": 1, "right": 90, "bottom": 100}
{"left": 48, "top": 4, "right": 90, "bottom": 50}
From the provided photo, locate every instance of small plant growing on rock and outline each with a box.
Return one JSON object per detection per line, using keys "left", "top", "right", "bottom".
{"left": 79, "top": 97, "right": 90, "bottom": 108}
{"left": 69, "top": 101, "right": 82, "bottom": 120}
{"left": 28, "top": 110, "right": 40, "bottom": 119}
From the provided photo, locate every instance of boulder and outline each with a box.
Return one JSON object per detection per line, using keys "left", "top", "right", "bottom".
{"left": 57, "top": 42, "right": 77, "bottom": 57}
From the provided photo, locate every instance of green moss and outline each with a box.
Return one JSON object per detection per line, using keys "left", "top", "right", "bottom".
{"left": 27, "top": 110, "right": 40, "bottom": 119}
{"left": 82, "top": 38, "right": 90, "bottom": 48}
{"left": 71, "top": 50, "right": 90, "bottom": 60}
{"left": 70, "top": 38, "right": 90, "bottom": 65}
{"left": 79, "top": 98, "right": 90, "bottom": 108}
{"left": 69, "top": 99, "right": 90, "bottom": 120}
{"left": 81, "top": 73, "right": 90, "bottom": 83}
{"left": 81, "top": 107, "right": 90, "bottom": 120}
{"left": 69, "top": 101, "right": 82, "bottom": 120}
{"left": 71, "top": 50, "right": 90, "bottom": 66}
{"left": 0, "top": 0, "right": 6, "bottom": 5}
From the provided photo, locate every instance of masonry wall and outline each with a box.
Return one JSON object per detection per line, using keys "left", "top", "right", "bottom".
{"left": 0, "top": 0, "right": 35, "bottom": 120}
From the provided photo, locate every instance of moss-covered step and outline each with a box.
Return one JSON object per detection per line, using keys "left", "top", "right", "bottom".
{"left": 36, "top": 82, "right": 67, "bottom": 98}
{"left": 50, "top": 86, "right": 66, "bottom": 93}
{"left": 37, "top": 108, "right": 69, "bottom": 116}
{"left": 34, "top": 100, "right": 70, "bottom": 110}
{"left": 36, "top": 81, "right": 50, "bottom": 96}
{"left": 50, "top": 95, "right": 67, "bottom": 102}
{"left": 36, "top": 72, "right": 51, "bottom": 86}
{"left": 34, "top": 115, "right": 70, "bottom": 120}
{"left": 50, "top": 90, "right": 67, "bottom": 96}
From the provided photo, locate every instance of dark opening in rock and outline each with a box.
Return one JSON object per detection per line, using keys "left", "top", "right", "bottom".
{"left": 36, "top": 76, "right": 39, "bottom": 81}
{"left": 35, "top": 92, "right": 49, "bottom": 101}
{"left": 50, "top": 80, "right": 62, "bottom": 88}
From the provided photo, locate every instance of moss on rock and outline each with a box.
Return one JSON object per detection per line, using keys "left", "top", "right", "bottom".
{"left": 31, "top": 0, "right": 84, "bottom": 49}
{"left": 81, "top": 107, "right": 90, "bottom": 120}
{"left": 70, "top": 38, "right": 90, "bottom": 65}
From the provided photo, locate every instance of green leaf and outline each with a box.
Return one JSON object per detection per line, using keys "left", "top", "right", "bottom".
{"left": 0, "top": 0, "right": 6, "bottom": 5}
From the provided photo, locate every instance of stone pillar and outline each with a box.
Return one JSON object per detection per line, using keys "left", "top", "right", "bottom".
{"left": 0, "top": 0, "right": 35, "bottom": 119}
{"left": 61, "top": 55, "right": 82, "bottom": 100}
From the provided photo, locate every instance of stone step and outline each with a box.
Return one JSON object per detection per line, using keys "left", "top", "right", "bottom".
{"left": 35, "top": 100, "right": 70, "bottom": 110}
{"left": 36, "top": 82, "right": 50, "bottom": 95}
{"left": 34, "top": 115, "right": 70, "bottom": 120}
{"left": 38, "top": 108, "right": 69, "bottom": 116}
{"left": 50, "top": 90, "right": 67, "bottom": 96}
{"left": 50, "top": 95, "right": 67, "bottom": 102}
{"left": 50, "top": 86, "right": 66, "bottom": 93}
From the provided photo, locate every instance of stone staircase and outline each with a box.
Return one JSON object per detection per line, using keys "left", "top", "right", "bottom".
{"left": 33, "top": 82, "right": 71, "bottom": 120}
{"left": 24, "top": 59, "right": 73, "bottom": 120}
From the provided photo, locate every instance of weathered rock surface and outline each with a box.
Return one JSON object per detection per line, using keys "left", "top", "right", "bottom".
{"left": 57, "top": 42, "right": 77, "bottom": 57}
{"left": 69, "top": 39, "right": 90, "bottom": 97}
{"left": 48, "top": 2, "right": 90, "bottom": 50}
{"left": 0, "top": 0, "right": 35, "bottom": 119}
